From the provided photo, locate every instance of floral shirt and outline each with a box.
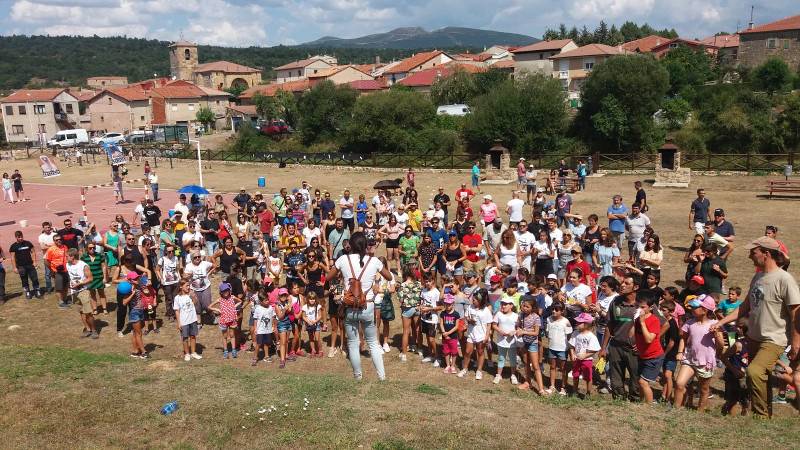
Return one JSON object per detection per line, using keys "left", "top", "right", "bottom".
{"left": 397, "top": 281, "right": 422, "bottom": 308}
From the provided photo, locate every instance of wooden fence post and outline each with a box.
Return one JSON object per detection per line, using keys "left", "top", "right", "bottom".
{"left": 631, "top": 153, "right": 635, "bottom": 171}
{"left": 746, "top": 153, "right": 751, "bottom": 173}
{"left": 707, "top": 153, "right": 711, "bottom": 171}
{"left": 593, "top": 152, "right": 600, "bottom": 173}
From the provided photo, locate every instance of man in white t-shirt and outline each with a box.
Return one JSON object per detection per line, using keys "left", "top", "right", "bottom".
{"left": 38, "top": 221, "right": 57, "bottom": 293}
{"left": 157, "top": 244, "right": 181, "bottom": 323}
{"left": 173, "top": 194, "right": 190, "bottom": 226}
{"left": 67, "top": 248, "right": 96, "bottom": 339}
{"left": 132, "top": 197, "right": 147, "bottom": 226}
{"left": 505, "top": 191, "right": 525, "bottom": 226}
{"left": 339, "top": 190, "right": 355, "bottom": 233}
{"left": 514, "top": 220, "right": 536, "bottom": 271}
{"left": 625, "top": 202, "right": 651, "bottom": 262}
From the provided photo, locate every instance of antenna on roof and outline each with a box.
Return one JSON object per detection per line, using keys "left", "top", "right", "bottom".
{"left": 179, "top": 29, "right": 184, "bottom": 41}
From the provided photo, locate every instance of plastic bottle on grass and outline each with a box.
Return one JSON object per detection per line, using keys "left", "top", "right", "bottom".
{"left": 161, "top": 401, "right": 179, "bottom": 415}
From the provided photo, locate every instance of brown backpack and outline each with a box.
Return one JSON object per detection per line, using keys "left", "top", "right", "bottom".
{"left": 342, "top": 255, "right": 372, "bottom": 310}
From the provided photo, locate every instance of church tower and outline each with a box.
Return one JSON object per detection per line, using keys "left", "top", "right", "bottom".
{"left": 168, "top": 41, "right": 198, "bottom": 81}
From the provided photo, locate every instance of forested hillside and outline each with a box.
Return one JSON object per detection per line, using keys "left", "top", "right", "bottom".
{"left": 0, "top": 35, "right": 478, "bottom": 90}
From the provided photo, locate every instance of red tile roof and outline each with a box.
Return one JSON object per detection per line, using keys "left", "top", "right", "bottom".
{"left": 621, "top": 35, "right": 667, "bottom": 53}
{"left": 195, "top": 60, "right": 260, "bottom": 73}
{"left": 490, "top": 60, "right": 515, "bottom": 69}
{"left": 740, "top": 14, "right": 800, "bottom": 34}
{"left": 228, "top": 105, "right": 258, "bottom": 115}
{"left": 76, "top": 90, "right": 99, "bottom": 101}
{"left": 106, "top": 88, "right": 150, "bottom": 101}
{"left": 384, "top": 51, "right": 446, "bottom": 74}
{"left": 151, "top": 86, "right": 205, "bottom": 99}
{"left": 512, "top": 39, "right": 574, "bottom": 53}
{"left": 398, "top": 64, "right": 485, "bottom": 87}
{"left": 0, "top": 88, "right": 71, "bottom": 102}
{"left": 353, "top": 63, "right": 385, "bottom": 74}
{"left": 701, "top": 34, "right": 739, "bottom": 48}
{"left": 240, "top": 80, "right": 310, "bottom": 98}
{"left": 273, "top": 58, "right": 326, "bottom": 71}
{"left": 550, "top": 43, "right": 627, "bottom": 59}
{"left": 349, "top": 79, "right": 387, "bottom": 90}
{"left": 307, "top": 65, "right": 369, "bottom": 79}
{"left": 650, "top": 38, "right": 717, "bottom": 53}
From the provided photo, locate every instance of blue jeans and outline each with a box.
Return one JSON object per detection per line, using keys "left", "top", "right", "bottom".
{"left": 44, "top": 264, "right": 52, "bottom": 291}
{"left": 151, "top": 183, "right": 159, "bottom": 201}
{"left": 344, "top": 302, "right": 385, "bottom": 381}
{"left": 205, "top": 240, "right": 219, "bottom": 257}
{"left": 578, "top": 176, "right": 585, "bottom": 190}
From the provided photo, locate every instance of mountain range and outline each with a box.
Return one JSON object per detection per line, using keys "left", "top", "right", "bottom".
{"left": 298, "top": 26, "right": 539, "bottom": 49}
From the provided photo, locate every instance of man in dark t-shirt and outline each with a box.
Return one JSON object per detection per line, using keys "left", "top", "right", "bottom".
{"left": 231, "top": 187, "right": 251, "bottom": 214}
{"left": 433, "top": 187, "right": 451, "bottom": 225}
{"left": 9, "top": 231, "right": 43, "bottom": 298}
{"left": 634, "top": 181, "right": 647, "bottom": 212}
{"left": 57, "top": 219, "right": 84, "bottom": 250}
{"left": 200, "top": 211, "right": 221, "bottom": 256}
{"left": 11, "top": 169, "right": 24, "bottom": 202}
{"left": 689, "top": 188, "right": 711, "bottom": 234}
{"left": 598, "top": 274, "right": 640, "bottom": 400}
{"left": 143, "top": 200, "right": 162, "bottom": 231}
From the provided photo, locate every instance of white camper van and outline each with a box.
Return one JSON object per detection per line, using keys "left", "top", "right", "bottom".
{"left": 436, "top": 104, "right": 471, "bottom": 116}
{"left": 47, "top": 129, "right": 89, "bottom": 148}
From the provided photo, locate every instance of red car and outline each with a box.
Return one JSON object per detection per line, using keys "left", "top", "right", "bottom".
{"left": 260, "top": 119, "right": 291, "bottom": 135}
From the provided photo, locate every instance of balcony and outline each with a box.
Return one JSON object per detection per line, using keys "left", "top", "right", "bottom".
{"left": 54, "top": 113, "right": 66, "bottom": 120}
{"left": 558, "top": 71, "right": 569, "bottom": 79}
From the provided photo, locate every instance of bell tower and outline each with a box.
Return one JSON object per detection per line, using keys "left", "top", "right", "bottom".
{"left": 168, "top": 40, "right": 198, "bottom": 81}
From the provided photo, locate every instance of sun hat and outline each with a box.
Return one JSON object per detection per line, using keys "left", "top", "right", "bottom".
{"left": 575, "top": 312, "right": 595, "bottom": 323}
{"left": 500, "top": 297, "right": 514, "bottom": 304}
{"left": 688, "top": 294, "right": 716, "bottom": 311}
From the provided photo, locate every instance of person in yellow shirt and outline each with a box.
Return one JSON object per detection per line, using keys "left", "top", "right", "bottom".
{"left": 407, "top": 203, "right": 423, "bottom": 237}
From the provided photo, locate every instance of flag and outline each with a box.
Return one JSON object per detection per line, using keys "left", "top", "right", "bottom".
{"left": 102, "top": 142, "right": 127, "bottom": 166}
{"left": 38, "top": 155, "right": 61, "bottom": 178}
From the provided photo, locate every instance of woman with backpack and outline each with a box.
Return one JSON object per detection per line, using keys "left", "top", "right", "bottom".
{"left": 327, "top": 232, "right": 393, "bottom": 381}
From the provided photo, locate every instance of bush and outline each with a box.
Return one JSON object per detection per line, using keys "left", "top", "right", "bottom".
{"left": 227, "top": 125, "right": 271, "bottom": 153}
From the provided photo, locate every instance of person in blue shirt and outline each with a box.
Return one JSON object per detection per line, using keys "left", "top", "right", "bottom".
{"left": 355, "top": 194, "right": 369, "bottom": 228}
{"left": 471, "top": 161, "right": 483, "bottom": 193}
{"left": 577, "top": 160, "right": 587, "bottom": 191}
{"left": 428, "top": 218, "right": 448, "bottom": 275}
{"left": 606, "top": 195, "right": 628, "bottom": 250}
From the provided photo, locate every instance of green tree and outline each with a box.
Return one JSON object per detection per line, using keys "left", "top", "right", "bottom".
{"left": 339, "top": 89, "right": 439, "bottom": 154}
{"left": 297, "top": 80, "right": 359, "bottom": 145}
{"left": 591, "top": 95, "right": 628, "bottom": 151}
{"left": 619, "top": 21, "right": 641, "bottom": 41}
{"left": 429, "top": 69, "right": 478, "bottom": 106}
{"left": 660, "top": 97, "right": 692, "bottom": 129}
{"left": 228, "top": 123, "right": 271, "bottom": 153}
{"left": 462, "top": 74, "right": 568, "bottom": 153}
{"left": 223, "top": 84, "right": 248, "bottom": 98}
{"left": 252, "top": 92, "right": 279, "bottom": 120}
{"left": 659, "top": 44, "right": 715, "bottom": 96}
{"left": 273, "top": 89, "right": 299, "bottom": 127}
{"left": 777, "top": 92, "right": 800, "bottom": 150}
{"left": 573, "top": 53, "right": 670, "bottom": 152}
{"left": 752, "top": 57, "right": 792, "bottom": 96}
{"left": 195, "top": 107, "right": 215, "bottom": 128}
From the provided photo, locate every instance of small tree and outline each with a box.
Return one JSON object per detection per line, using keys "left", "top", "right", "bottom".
{"left": 752, "top": 57, "right": 792, "bottom": 96}
{"left": 661, "top": 97, "right": 692, "bottom": 130}
{"left": 195, "top": 107, "right": 215, "bottom": 130}
{"left": 297, "top": 80, "right": 359, "bottom": 145}
{"left": 223, "top": 84, "right": 248, "bottom": 99}
{"left": 591, "top": 95, "right": 628, "bottom": 151}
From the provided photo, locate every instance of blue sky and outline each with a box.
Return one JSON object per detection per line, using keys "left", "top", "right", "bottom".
{"left": 0, "top": 0, "right": 794, "bottom": 47}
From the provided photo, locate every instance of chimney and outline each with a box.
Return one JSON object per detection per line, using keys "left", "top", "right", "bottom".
{"left": 618, "top": 44, "right": 622, "bottom": 52}
{"left": 375, "top": 55, "right": 380, "bottom": 65}
{"left": 547, "top": 37, "right": 551, "bottom": 42}
{"left": 748, "top": 21, "right": 754, "bottom": 29}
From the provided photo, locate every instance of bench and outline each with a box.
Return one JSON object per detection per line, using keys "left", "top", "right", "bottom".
{"left": 765, "top": 179, "right": 800, "bottom": 198}
{"left": 557, "top": 177, "right": 582, "bottom": 193}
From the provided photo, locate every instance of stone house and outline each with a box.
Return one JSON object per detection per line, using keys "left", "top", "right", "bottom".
{"left": 511, "top": 39, "right": 578, "bottom": 78}
{"left": 273, "top": 58, "right": 333, "bottom": 83}
{"left": 86, "top": 88, "right": 151, "bottom": 133}
{"left": 0, "top": 88, "right": 80, "bottom": 143}
{"left": 193, "top": 61, "right": 262, "bottom": 90}
{"left": 150, "top": 85, "right": 230, "bottom": 129}
{"left": 87, "top": 76, "right": 129, "bottom": 89}
{"left": 307, "top": 65, "right": 374, "bottom": 86}
{"left": 738, "top": 13, "right": 800, "bottom": 70}
{"left": 381, "top": 51, "right": 453, "bottom": 85}
{"left": 549, "top": 44, "right": 628, "bottom": 102}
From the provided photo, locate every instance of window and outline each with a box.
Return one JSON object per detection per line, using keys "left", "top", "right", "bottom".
{"left": 297, "top": 70, "right": 301, "bottom": 77}
{"left": 768, "top": 39, "right": 777, "bottom": 49}
{"left": 669, "top": 43, "right": 679, "bottom": 48}
{"left": 538, "top": 54, "right": 543, "bottom": 60}
{"left": 313, "top": 69, "right": 318, "bottom": 74}
{"left": 171, "top": 104, "right": 178, "bottom": 111}
{"left": 188, "top": 104, "right": 195, "bottom": 111}
{"left": 34, "top": 104, "right": 46, "bottom": 114}
{"left": 4, "top": 105, "right": 12, "bottom": 116}
{"left": 185, "top": 49, "right": 191, "bottom": 60}
{"left": 140, "top": 116, "right": 145, "bottom": 121}
{"left": 11, "top": 125, "right": 23, "bottom": 134}
{"left": 108, "top": 97, "right": 113, "bottom": 105}
{"left": 65, "top": 104, "right": 73, "bottom": 113}
{"left": 102, "top": 81, "right": 107, "bottom": 86}
{"left": 18, "top": 105, "right": 26, "bottom": 115}
{"left": 784, "top": 40, "right": 790, "bottom": 50}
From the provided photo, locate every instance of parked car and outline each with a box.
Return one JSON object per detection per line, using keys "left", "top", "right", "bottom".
{"left": 262, "top": 119, "right": 291, "bottom": 135}
{"left": 47, "top": 129, "right": 89, "bottom": 148}
{"left": 436, "top": 104, "right": 471, "bottom": 116}
{"left": 91, "top": 132, "right": 126, "bottom": 144}
{"left": 126, "top": 132, "right": 155, "bottom": 144}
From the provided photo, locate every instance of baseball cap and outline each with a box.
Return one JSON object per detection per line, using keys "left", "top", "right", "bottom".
{"left": 484, "top": 194, "right": 492, "bottom": 200}
{"left": 574, "top": 312, "right": 595, "bottom": 324}
{"left": 147, "top": 198, "right": 154, "bottom": 203}
{"left": 688, "top": 294, "right": 716, "bottom": 311}
{"left": 448, "top": 229, "right": 458, "bottom": 236}
{"left": 277, "top": 287, "right": 289, "bottom": 296}
{"left": 219, "top": 283, "right": 231, "bottom": 292}
{"left": 500, "top": 297, "right": 514, "bottom": 304}
{"left": 240, "top": 186, "right": 246, "bottom": 191}
{"left": 744, "top": 236, "right": 782, "bottom": 252}
{"left": 547, "top": 274, "right": 558, "bottom": 280}
{"left": 519, "top": 157, "right": 525, "bottom": 161}
{"left": 714, "top": 208, "right": 724, "bottom": 216}
{"left": 490, "top": 275, "right": 501, "bottom": 283}
{"left": 529, "top": 164, "right": 534, "bottom": 168}
{"left": 536, "top": 188, "right": 543, "bottom": 193}
{"left": 443, "top": 294, "right": 455, "bottom": 304}
{"left": 494, "top": 217, "right": 503, "bottom": 224}
{"left": 465, "top": 270, "right": 478, "bottom": 279}
{"left": 690, "top": 275, "right": 705, "bottom": 285}
{"left": 263, "top": 276, "right": 274, "bottom": 285}
{"left": 126, "top": 271, "right": 139, "bottom": 280}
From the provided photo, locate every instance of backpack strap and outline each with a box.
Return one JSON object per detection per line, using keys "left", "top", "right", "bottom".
{"left": 346, "top": 255, "right": 372, "bottom": 282}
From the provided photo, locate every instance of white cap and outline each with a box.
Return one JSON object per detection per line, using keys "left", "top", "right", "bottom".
{"left": 519, "top": 157, "right": 525, "bottom": 161}
{"left": 484, "top": 194, "right": 492, "bottom": 200}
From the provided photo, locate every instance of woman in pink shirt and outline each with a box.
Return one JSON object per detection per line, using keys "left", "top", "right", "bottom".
{"left": 480, "top": 195, "right": 498, "bottom": 226}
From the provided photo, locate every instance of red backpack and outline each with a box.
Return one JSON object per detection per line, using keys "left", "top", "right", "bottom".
{"left": 342, "top": 256, "right": 371, "bottom": 309}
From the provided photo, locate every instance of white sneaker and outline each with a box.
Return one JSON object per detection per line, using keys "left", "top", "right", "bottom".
{"left": 190, "top": 353, "right": 202, "bottom": 360}
{"left": 432, "top": 359, "right": 441, "bottom": 368}
{"left": 510, "top": 374, "right": 519, "bottom": 385}
{"left": 458, "top": 368, "right": 468, "bottom": 377}
{"left": 382, "top": 343, "right": 391, "bottom": 353}
{"left": 117, "top": 331, "right": 124, "bottom": 338}
{"left": 493, "top": 374, "right": 502, "bottom": 384}
{"left": 184, "top": 354, "right": 191, "bottom": 362}
{"left": 417, "top": 350, "right": 424, "bottom": 356}
{"left": 399, "top": 353, "right": 407, "bottom": 361}
{"left": 568, "top": 372, "right": 574, "bottom": 379}
{"left": 475, "top": 370, "right": 483, "bottom": 380}
{"left": 421, "top": 356, "right": 433, "bottom": 363}
{"left": 328, "top": 347, "right": 339, "bottom": 358}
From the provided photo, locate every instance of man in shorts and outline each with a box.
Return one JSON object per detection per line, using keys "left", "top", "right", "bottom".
{"left": 516, "top": 157, "right": 526, "bottom": 191}
{"left": 66, "top": 248, "right": 97, "bottom": 339}
{"left": 525, "top": 164, "right": 538, "bottom": 204}
{"left": 11, "top": 169, "right": 25, "bottom": 202}
{"left": 689, "top": 188, "right": 711, "bottom": 235}
{"left": 471, "top": 161, "right": 482, "bottom": 193}
{"left": 45, "top": 235, "right": 70, "bottom": 308}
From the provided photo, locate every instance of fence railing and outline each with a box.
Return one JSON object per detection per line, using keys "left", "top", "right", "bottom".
{"left": 593, "top": 152, "right": 795, "bottom": 173}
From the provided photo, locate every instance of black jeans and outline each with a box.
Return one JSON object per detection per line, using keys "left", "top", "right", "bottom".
{"left": 608, "top": 342, "right": 640, "bottom": 401}
{"left": 0, "top": 268, "right": 6, "bottom": 298}
{"left": 17, "top": 264, "right": 40, "bottom": 291}
{"left": 342, "top": 217, "right": 354, "bottom": 233}
{"left": 162, "top": 283, "right": 179, "bottom": 319}
{"left": 116, "top": 291, "right": 129, "bottom": 332}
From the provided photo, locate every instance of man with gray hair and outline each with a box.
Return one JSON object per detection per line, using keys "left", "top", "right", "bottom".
{"left": 607, "top": 194, "right": 628, "bottom": 250}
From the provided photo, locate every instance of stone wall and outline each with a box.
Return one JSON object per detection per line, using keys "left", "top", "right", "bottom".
{"left": 739, "top": 30, "right": 800, "bottom": 70}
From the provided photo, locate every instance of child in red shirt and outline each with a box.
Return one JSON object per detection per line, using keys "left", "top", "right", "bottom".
{"left": 141, "top": 280, "right": 159, "bottom": 335}
{"left": 407, "top": 168, "right": 415, "bottom": 188}
{"left": 628, "top": 290, "right": 664, "bottom": 404}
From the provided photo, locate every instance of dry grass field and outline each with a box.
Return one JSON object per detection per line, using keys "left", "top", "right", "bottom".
{"left": 0, "top": 155, "right": 798, "bottom": 448}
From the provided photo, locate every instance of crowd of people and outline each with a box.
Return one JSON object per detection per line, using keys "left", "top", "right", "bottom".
{"left": 0, "top": 161, "right": 798, "bottom": 418}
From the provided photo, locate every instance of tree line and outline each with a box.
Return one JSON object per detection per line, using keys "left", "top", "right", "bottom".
{"left": 542, "top": 21, "right": 680, "bottom": 47}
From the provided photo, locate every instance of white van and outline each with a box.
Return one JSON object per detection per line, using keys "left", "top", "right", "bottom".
{"left": 48, "top": 129, "right": 89, "bottom": 148}
{"left": 436, "top": 104, "right": 471, "bottom": 116}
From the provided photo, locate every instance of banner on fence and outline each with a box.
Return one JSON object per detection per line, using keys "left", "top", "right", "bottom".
{"left": 38, "top": 155, "right": 61, "bottom": 178}
{"left": 102, "top": 142, "right": 127, "bottom": 166}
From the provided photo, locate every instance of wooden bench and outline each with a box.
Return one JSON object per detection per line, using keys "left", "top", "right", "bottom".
{"left": 765, "top": 179, "right": 800, "bottom": 198}
{"left": 557, "top": 177, "right": 582, "bottom": 193}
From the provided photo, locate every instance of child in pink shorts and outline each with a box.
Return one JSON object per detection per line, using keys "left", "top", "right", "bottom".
{"left": 568, "top": 312, "right": 600, "bottom": 397}
{"left": 439, "top": 294, "right": 460, "bottom": 373}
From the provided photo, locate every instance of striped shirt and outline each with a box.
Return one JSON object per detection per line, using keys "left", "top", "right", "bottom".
{"left": 81, "top": 252, "right": 106, "bottom": 290}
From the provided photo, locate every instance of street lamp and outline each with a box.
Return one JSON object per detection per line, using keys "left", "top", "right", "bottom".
{"left": 188, "top": 139, "right": 203, "bottom": 187}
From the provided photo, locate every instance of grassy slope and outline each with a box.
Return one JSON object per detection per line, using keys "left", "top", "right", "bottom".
{"left": 0, "top": 345, "right": 798, "bottom": 449}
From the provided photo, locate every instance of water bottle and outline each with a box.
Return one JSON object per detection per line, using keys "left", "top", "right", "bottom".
{"left": 161, "top": 401, "right": 178, "bottom": 415}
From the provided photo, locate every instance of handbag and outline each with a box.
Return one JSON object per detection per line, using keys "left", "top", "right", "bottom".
{"left": 380, "top": 291, "right": 395, "bottom": 321}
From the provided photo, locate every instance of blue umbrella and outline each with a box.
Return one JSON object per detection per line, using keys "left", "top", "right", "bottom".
{"left": 177, "top": 185, "right": 210, "bottom": 195}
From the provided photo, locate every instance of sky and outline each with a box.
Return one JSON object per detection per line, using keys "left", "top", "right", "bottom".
{"left": 0, "top": 0, "right": 794, "bottom": 47}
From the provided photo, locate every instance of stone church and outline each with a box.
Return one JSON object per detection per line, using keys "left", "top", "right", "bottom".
{"left": 168, "top": 41, "right": 262, "bottom": 91}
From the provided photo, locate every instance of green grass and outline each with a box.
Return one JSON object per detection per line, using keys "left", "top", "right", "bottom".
{"left": 415, "top": 383, "right": 447, "bottom": 396}
{"left": 0, "top": 344, "right": 129, "bottom": 387}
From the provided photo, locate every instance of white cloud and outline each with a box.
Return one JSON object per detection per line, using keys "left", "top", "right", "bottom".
{"left": 355, "top": 7, "right": 398, "bottom": 21}
{"left": 569, "top": 0, "right": 655, "bottom": 21}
